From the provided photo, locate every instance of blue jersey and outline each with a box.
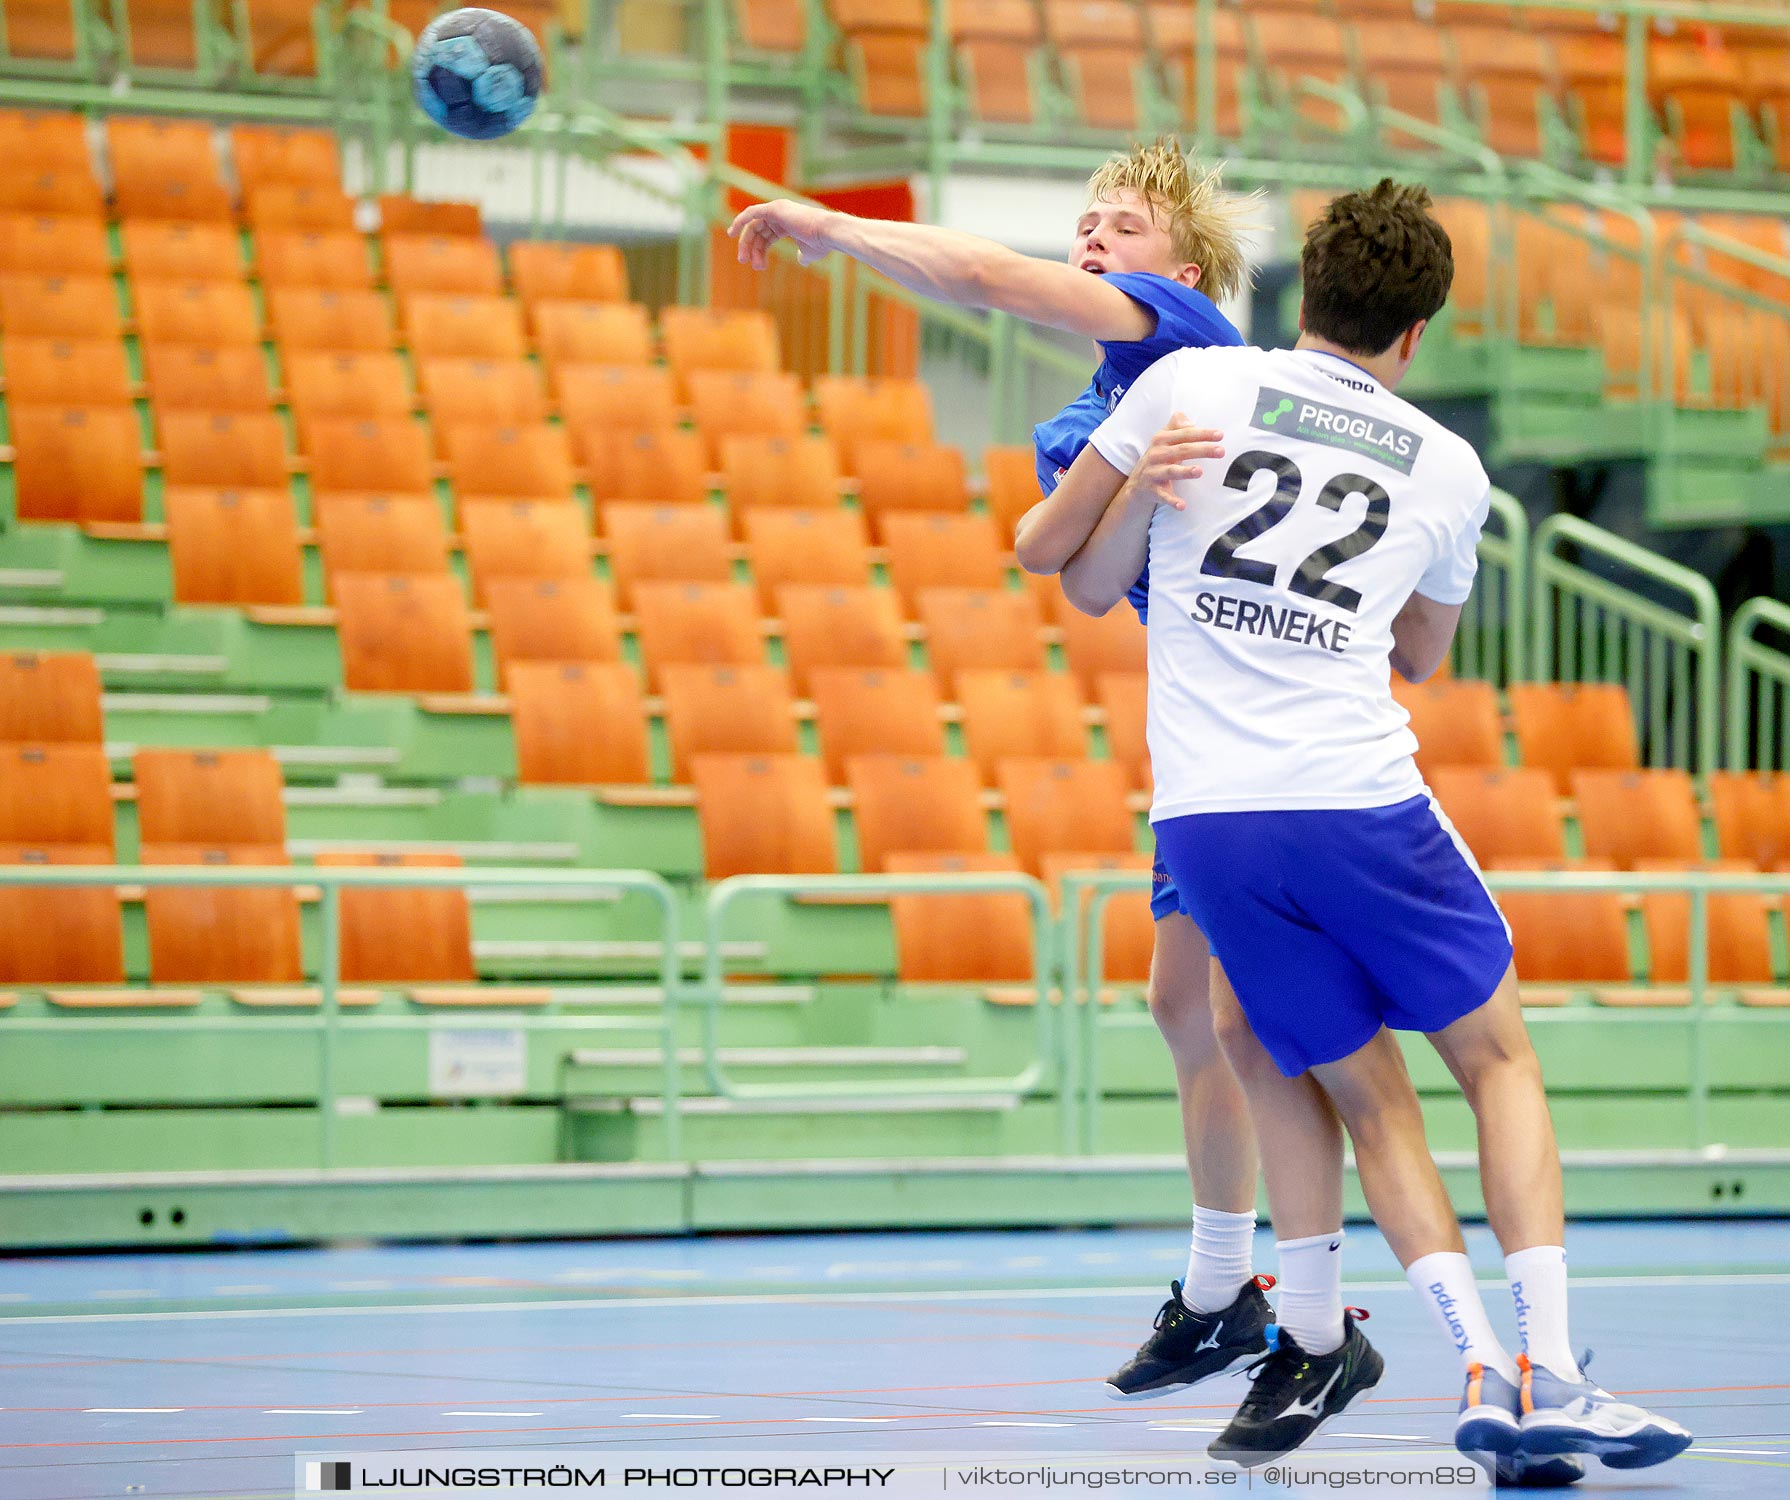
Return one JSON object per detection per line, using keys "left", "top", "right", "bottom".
{"left": 1030, "top": 272, "right": 1243, "bottom": 621}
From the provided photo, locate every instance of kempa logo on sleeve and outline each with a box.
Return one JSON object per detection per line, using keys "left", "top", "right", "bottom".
{"left": 1252, "top": 387, "right": 1423, "bottom": 475}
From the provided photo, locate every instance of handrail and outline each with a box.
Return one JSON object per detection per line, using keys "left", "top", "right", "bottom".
{"left": 1064, "top": 862, "right": 1790, "bottom": 1158}
{"left": 700, "top": 872, "right": 1069, "bottom": 1147}
{"left": 1727, "top": 596, "right": 1790, "bottom": 772}
{"left": 1463, "top": 489, "right": 1531, "bottom": 686}
{"left": 1532, "top": 511, "right": 1721, "bottom": 770}
{"left": 0, "top": 863, "right": 685, "bottom": 1164}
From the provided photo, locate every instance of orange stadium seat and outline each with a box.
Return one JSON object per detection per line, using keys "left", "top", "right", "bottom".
{"left": 10, "top": 404, "right": 143, "bottom": 522}
{"left": 164, "top": 487, "right": 304, "bottom": 607}
{"left": 145, "top": 345, "right": 276, "bottom": 414}
{"left": 0, "top": 0, "right": 82, "bottom": 60}
{"left": 880, "top": 511, "right": 1007, "bottom": 613}
{"left": 0, "top": 742, "right": 113, "bottom": 846}
{"left": 1429, "top": 766, "right": 1567, "bottom": 865}
{"left": 0, "top": 843, "right": 125, "bottom": 987}
{"left": 0, "top": 167, "right": 105, "bottom": 219}
{"left": 886, "top": 850, "right": 1035, "bottom": 983}
{"left": 720, "top": 433, "right": 843, "bottom": 518}
{"left": 1573, "top": 769, "right": 1705, "bottom": 869}
{"left": 443, "top": 423, "right": 577, "bottom": 503}
{"left": 687, "top": 370, "right": 807, "bottom": 463}
{"left": 554, "top": 362, "right": 676, "bottom": 430}
{"left": 662, "top": 662, "right": 799, "bottom": 779}
{"left": 1094, "top": 671, "right": 1148, "bottom": 790}
{"left": 0, "top": 274, "right": 120, "bottom": 340}
{"left": 580, "top": 426, "right": 710, "bottom": 507}
{"left": 532, "top": 301, "right": 655, "bottom": 366}
{"left": 693, "top": 753, "right": 836, "bottom": 878}
{"left": 509, "top": 241, "right": 628, "bottom": 305}
{"left": 918, "top": 587, "right": 1046, "bottom": 687}
{"left": 255, "top": 231, "right": 375, "bottom": 290}
{"left": 314, "top": 494, "right": 450, "bottom": 584}
{"left": 1508, "top": 682, "right": 1639, "bottom": 794}
{"left": 119, "top": 0, "right": 202, "bottom": 71}
{"left": 742, "top": 508, "right": 871, "bottom": 603}
{"left": 377, "top": 196, "right": 483, "bottom": 238}
{"left": 1493, "top": 857, "right": 1632, "bottom": 987}
{"left": 997, "top": 756, "right": 1134, "bottom": 875}
{"left": 3, "top": 337, "right": 132, "bottom": 406}
{"left": 0, "top": 112, "right": 91, "bottom": 171}
{"left": 813, "top": 375, "right": 933, "bottom": 472}
{"left": 121, "top": 220, "right": 242, "bottom": 283}
{"left": 1555, "top": 32, "right": 1627, "bottom": 164}
{"left": 133, "top": 281, "right": 261, "bottom": 348}
{"left": 1158, "top": 5, "right": 1247, "bottom": 138}
{"left": 141, "top": 844, "right": 305, "bottom": 987}
{"left": 601, "top": 501, "right": 733, "bottom": 604}
{"left": 809, "top": 667, "right": 946, "bottom": 781}
{"left": 508, "top": 660, "right": 651, "bottom": 785}
{"left": 106, "top": 117, "right": 220, "bottom": 193}
{"left": 418, "top": 358, "right": 548, "bottom": 431}
{"left": 333, "top": 572, "right": 475, "bottom": 694}
{"left": 982, "top": 445, "right": 1043, "bottom": 543}
{"left": 268, "top": 288, "right": 396, "bottom": 352}
{"left": 485, "top": 578, "right": 624, "bottom": 680}
{"left": 1393, "top": 676, "right": 1504, "bottom": 776}
{"left": 306, "top": 417, "right": 432, "bottom": 495}
{"left": 1452, "top": 30, "right": 1558, "bottom": 160}
{"left": 284, "top": 351, "right": 411, "bottom": 430}
{"left": 661, "top": 306, "right": 780, "bottom": 392}
{"left": 1708, "top": 772, "right": 1790, "bottom": 869}
{"left": 244, "top": 184, "right": 356, "bottom": 233}
{"left": 230, "top": 125, "right": 340, "bottom": 190}
{"left": 133, "top": 747, "right": 287, "bottom": 846}
{"left": 1357, "top": 18, "right": 1453, "bottom": 141}
{"left": 735, "top": 0, "right": 807, "bottom": 52}
{"left": 1055, "top": 39, "right": 1147, "bottom": 131}
{"left": 460, "top": 499, "right": 590, "bottom": 604}
{"left": 403, "top": 293, "right": 528, "bottom": 361}
{"left": 114, "top": 176, "right": 236, "bottom": 226}
{"left": 958, "top": 670, "right": 1089, "bottom": 784}
{"left": 0, "top": 214, "right": 110, "bottom": 276}
{"left": 777, "top": 583, "right": 910, "bottom": 691}
{"left": 1044, "top": 848, "right": 1155, "bottom": 986}
{"left": 848, "top": 753, "right": 987, "bottom": 872}
{"left": 853, "top": 441, "right": 969, "bottom": 533}
{"left": 846, "top": 31, "right": 929, "bottom": 117}
{"left": 1252, "top": 10, "right": 1359, "bottom": 133}
{"left": 314, "top": 851, "right": 479, "bottom": 986}
{"left": 1637, "top": 858, "right": 1775, "bottom": 986}
{"left": 0, "top": 651, "right": 102, "bottom": 744}
{"left": 382, "top": 234, "right": 503, "bottom": 297}
{"left": 632, "top": 581, "right": 765, "bottom": 686}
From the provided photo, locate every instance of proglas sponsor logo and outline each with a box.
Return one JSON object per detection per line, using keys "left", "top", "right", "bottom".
{"left": 1251, "top": 386, "right": 1423, "bottom": 475}
{"left": 304, "top": 1461, "right": 352, "bottom": 1491}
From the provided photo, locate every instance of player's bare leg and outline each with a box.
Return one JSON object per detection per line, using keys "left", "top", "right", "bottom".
{"left": 1105, "top": 919, "right": 1273, "bottom": 1400}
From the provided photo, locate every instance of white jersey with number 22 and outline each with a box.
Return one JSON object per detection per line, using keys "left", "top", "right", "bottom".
{"left": 1088, "top": 344, "right": 1492, "bottom": 821}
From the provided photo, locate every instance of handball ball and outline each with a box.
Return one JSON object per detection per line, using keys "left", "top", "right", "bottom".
{"left": 411, "top": 8, "right": 542, "bottom": 141}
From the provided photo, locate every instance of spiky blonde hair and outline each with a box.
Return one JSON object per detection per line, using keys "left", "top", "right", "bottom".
{"left": 1085, "top": 138, "right": 1259, "bottom": 304}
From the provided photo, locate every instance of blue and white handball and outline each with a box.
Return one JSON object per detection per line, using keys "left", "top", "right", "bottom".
{"left": 411, "top": 8, "right": 542, "bottom": 141}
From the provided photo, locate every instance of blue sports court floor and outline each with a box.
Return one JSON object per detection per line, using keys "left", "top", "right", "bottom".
{"left": 1, "top": 1219, "right": 1784, "bottom": 1499}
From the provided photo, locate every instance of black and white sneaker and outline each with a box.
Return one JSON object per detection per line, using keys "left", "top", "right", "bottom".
{"left": 1207, "top": 1308, "right": 1384, "bottom": 1468}
{"left": 1105, "top": 1275, "right": 1275, "bottom": 1400}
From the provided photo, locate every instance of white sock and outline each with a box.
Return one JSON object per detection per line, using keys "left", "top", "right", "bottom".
{"left": 1505, "top": 1244, "right": 1579, "bottom": 1379}
{"left": 1407, "top": 1250, "right": 1519, "bottom": 1383}
{"left": 1181, "top": 1205, "right": 1257, "bottom": 1313}
{"left": 1274, "top": 1230, "right": 1345, "bottom": 1355}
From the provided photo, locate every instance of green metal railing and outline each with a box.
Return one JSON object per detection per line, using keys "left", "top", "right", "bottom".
{"left": 1062, "top": 863, "right": 1790, "bottom": 1156}
{"left": 1459, "top": 489, "right": 1530, "bottom": 686}
{"left": 0, "top": 862, "right": 686, "bottom": 1162}
{"left": 699, "top": 872, "right": 1070, "bottom": 1147}
{"left": 1727, "top": 596, "right": 1790, "bottom": 772}
{"left": 1532, "top": 511, "right": 1721, "bottom": 771}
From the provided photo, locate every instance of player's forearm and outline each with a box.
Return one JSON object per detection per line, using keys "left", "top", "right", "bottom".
{"left": 1060, "top": 483, "right": 1154, "bottom": 616}
{"left": 820, "top": 212, "right": 1023, "bottom": 310}
{"left": 1013, "top": 483, "right": 1116, "bottom": 576}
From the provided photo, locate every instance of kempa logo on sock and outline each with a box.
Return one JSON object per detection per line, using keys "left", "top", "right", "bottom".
{"left": 1511, "top": 1279, "right": 1534, "bottom": 1351}
{"left": 1429, "top": 1282, "right": 1472, "bottom": 1355}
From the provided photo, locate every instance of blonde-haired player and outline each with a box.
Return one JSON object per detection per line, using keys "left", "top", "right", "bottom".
{"left": 732, "top": 141, "right": 1282, "bottom": 1397}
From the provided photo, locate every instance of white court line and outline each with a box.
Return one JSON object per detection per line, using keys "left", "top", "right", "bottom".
{"left": 5, "top": 1272, "right": 1788, "bottom": 1326}
{"left": 1694, "top": 1448, "right": 1786, "bottom": 1456}
{"left": 83, "top": 1408, "right": 183, "bottom": 1413}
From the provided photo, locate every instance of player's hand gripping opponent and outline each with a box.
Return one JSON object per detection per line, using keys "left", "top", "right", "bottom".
{"left": 1125, "top": 410, "right": 1223, "bottom": 511}
{"left": 729, "top": 199, "right": 835, "bottom": 269}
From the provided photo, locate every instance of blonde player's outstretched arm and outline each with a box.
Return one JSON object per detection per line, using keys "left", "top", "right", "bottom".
{"left": 727, "top": 199, "right": 1157, "bottom": 342}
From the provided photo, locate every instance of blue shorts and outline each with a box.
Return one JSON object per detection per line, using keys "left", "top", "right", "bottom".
{"left": 1150, "top": 844, "right": 1184, "bottom": 922}
{"left": 1154, "top": 793, "right": 1514, "bottom": 1077}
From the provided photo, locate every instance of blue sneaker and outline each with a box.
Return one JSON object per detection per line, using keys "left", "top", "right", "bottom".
{"left": 1518, "top": 1352, "right": 1692, "bottom": 1469}
{"left": 1457, "top": 1364, "right": 1586, "bottom": 1488}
